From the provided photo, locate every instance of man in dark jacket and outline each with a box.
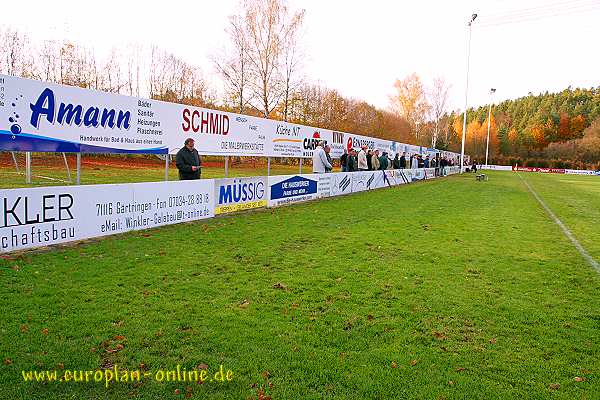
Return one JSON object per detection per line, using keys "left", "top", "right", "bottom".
{"left": 379, "top": 152, "right": 389, "bottom": 170}
{"left": 340, "top": 149, "right": 348, "bottom": 172}
{"left": 347, "top": 149, "right": 358, "bottom": 172}
{"left": 393, "top": 153, "right": 400, "bottom": 169}
{"left": 176, "top": 138, "right": 201, "bottom": 180}
{"left": 399, "top": 152, "right": 406, "bottom": 169}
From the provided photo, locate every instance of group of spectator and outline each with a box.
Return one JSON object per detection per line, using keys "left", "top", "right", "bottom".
{"left": 312, "top": 142, "right": 455, "bottom": 176}
{"left": 177, "top": 137, "right": 462, "bottom": 180}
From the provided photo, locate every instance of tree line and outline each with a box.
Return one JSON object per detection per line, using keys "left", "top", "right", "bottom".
{"left": 449, "top": 88, "right": 600, "bottom": 169}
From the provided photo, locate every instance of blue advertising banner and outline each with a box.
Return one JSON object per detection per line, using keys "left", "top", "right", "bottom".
{"left": 268, "top": 175, "right": 318, "bottom": 207}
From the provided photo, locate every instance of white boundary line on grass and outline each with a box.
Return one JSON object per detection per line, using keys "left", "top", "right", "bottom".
{"left": 517, "top": 173, "right": 600, "bottom": 274}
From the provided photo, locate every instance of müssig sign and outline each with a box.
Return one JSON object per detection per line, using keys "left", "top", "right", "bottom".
{"left": 214, "top": 177, "right": 267, "bottom": 215}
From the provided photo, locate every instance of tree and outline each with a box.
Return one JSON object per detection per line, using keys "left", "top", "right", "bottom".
{"left": 213, "top": 14, "right": 252, "bottom": 113}
{"left": 0, "top": 28, "right": 35, "bottom": 78}
{"left": 243, "top": 0, "right": 305, "bottom": 118}
{"left": 558, "top": 113, "right": 571, "bottom": 141}
{"left": 577, "top": 117, "right": 600, "bottom": 164}
{"left": 429, "top": 77, "right": 451, "bottom": 148}
{"left": 569, "top": 114, "right": 586, "bottom": 138}
{"left": 125, "top": 43, "right": 143, "bottom": 97}
{"left": 149, "top": 47, "right": 213, "bottom": 106}
{"left": 390, "top": 73, "right": 430, "bottom": 144}
{"left": 37, "top": 40, "right": 60, "bottom": 83}
{"left": 278, "top": 8, "right": 305, "bottom": 121}
{"left": 531, "top": 124, "right": 547, "bottom": 148}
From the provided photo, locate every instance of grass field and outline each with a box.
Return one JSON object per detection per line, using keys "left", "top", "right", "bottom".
{"left": 0, "top": 154, "right": 308, "bottom": 189}
{"left": 1, "top": 171, "right": 599, "bottom": 399}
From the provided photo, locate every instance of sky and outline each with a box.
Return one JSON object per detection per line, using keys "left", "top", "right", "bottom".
{"left": 1, "top": 0, "right": 599, "bottom": 112}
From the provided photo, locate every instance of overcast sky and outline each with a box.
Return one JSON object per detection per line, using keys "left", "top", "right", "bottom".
{"left": 2, "top": 0, "right": 599, "bottom": 112}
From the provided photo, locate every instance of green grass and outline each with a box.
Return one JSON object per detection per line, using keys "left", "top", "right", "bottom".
{"left": 517, "top": 172, "right": 600, "bottom": 261}
{"left": 1, "top": 171, "right": 599, "bottom": 399}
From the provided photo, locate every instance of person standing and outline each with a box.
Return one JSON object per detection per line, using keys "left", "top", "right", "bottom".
{"left": 371, "top": 149, "right": 380, "bottom": 170}
{"left": 393, "top": 153, "right": 400, "bottom": 169}
{"left": 358, "top": 145, "right": 368, "bottom": 171}
{"left": 424, "top": 155, "right": 430, "bottom": 168}
{"left": 340, "top": 149, "right": 348, "bottom": 172}
{"left": 441, "top": 157, "right": 448, "bottom": 176}
{"left": 400, "top": 152, "right": 406, "bottom": 169}
{"left": 176, "top": 138, "right": 201, "bottom": 180}
{"left": 312, "top": 141, "right": 332, "bottom": 173}
{"left": 347, "top": 149, "right": 358, "bottom": 172}
{"left": 324, "top": 144, "right": 333, "bottom": 173}
{"left": 378, "top": 151, "right": 388, "bottom": 170}
{"left": 411, "top": 154, "right": 419, "bottom": 169}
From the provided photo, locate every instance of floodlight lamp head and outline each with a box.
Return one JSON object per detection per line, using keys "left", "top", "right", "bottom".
{"left": 490, "top": 88, "right": 496, "bottom": 93}
{"left": 469, "top": 13, "right": 478, "bottom": 25}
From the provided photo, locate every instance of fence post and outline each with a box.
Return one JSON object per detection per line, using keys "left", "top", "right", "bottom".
{"left": 25, "top": 151, "right": 32, "bottom": 184}
{"left": 299, "top": 158, "right": 303, "bottom": 174}
{"left": 10, "top": 151, "right": 19, "bottom": 173}
{"left": 165, "top": 154, "right": 169, "bottom": 181}
{"left": 62, "top": 152, "right": 72, "bottom": 182}
{"left": 76, "top": 153, "right": 81, "bottom": 185}
{"left": 224, "top": 156, "right": 229, "bottom": 178}
{"left": 267, "top": 157, "right": 271, "bottom": 176}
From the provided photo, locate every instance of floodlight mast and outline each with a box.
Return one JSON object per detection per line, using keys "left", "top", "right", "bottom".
{"left": 459, "top": 13, "right": 477, "bottom": 172}
{"left": 485, "top": 88, "right": 496, "bottom": 166}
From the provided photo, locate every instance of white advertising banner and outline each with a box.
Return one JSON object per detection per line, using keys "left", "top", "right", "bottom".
{"left": 0, "top": 74, "right": 465, "bottom": 161}
{"left": 1, "top": 167, "right": 461, "bottom": 252}
{"left": 565, "top": 169, "right": 600, "bottom": 176}
{"left": 424, "top": 168, "right": 436, "bottom": 179}
{"left": 314, "top": 172, "right": 354, "bottom": 198}
{"left": 316, "top": 174, "right": 333, "bottom": 198}
{"left": 409, "top": 168, "right": 422, "bottom": 181}
{"left": 328, "top": 172, "right": 353, "bottom": 196}
{"left": 393, "top": 169, "right": 413, "bottom": 184}
{"left": 265, "top": 121, "right": 339, "bottom": 159}
{"left": 0, "top": 180, "right": 214, "bottom": 253}
{"left": 214, "top": 176, "right": 267, "bottom": 214}
{"left": 268, "top": 169, "right": 414, "bottom": 208}
{"left": 0, "top": 74, "right": 268, "bottom": 156}
{"left": 350, "top": 170, "right": 387, "bottom": 192}
{"left": 383, "top": 169, "right": 401, "bottom": 186}
{"left": 172, "top": 106, "right": 266, "bottom": 156}
{"left": 344, "top": 133, "right": 404, "bottom": 158}
{"left": 0, "top": 75, "right": 168, "bottom": 154}
{"left": 479, "top": 165, "right": 512, "bottom": 171}
{"left": 446, "top": 166, "right": 460, "bottom": 175}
